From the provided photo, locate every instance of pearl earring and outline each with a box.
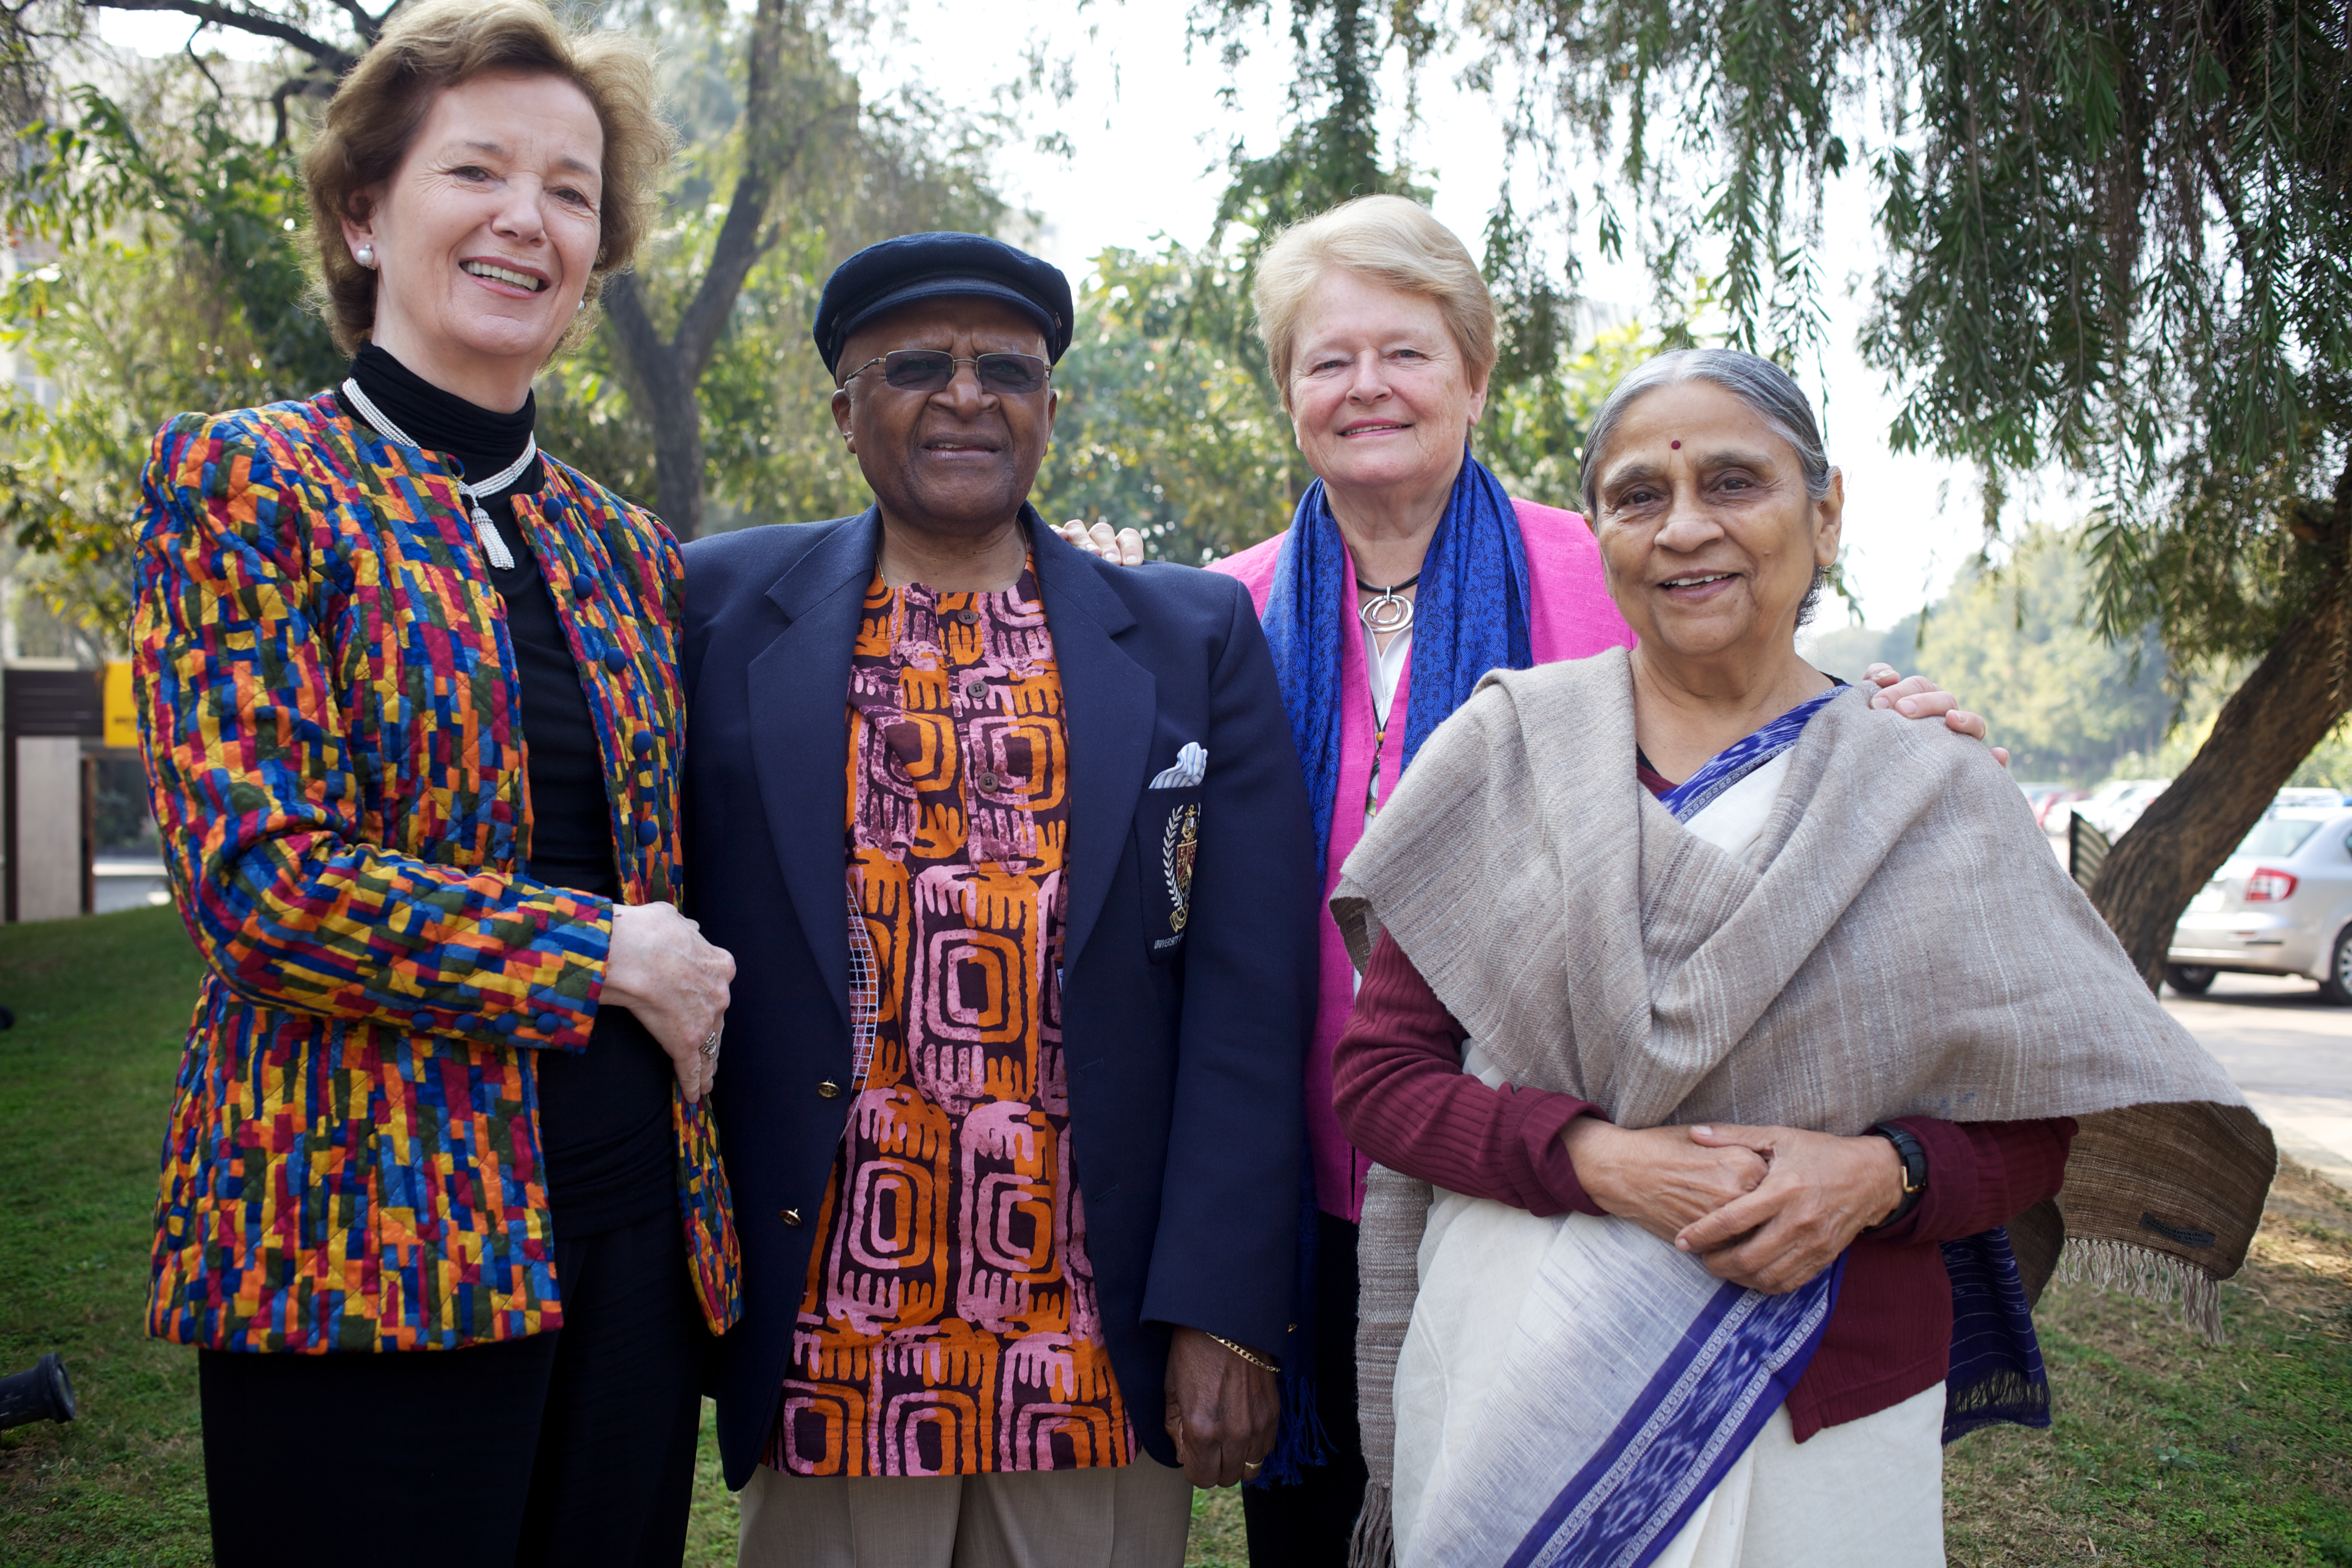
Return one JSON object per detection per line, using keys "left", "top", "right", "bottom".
{"left": 355, "top": 244, "right": 377, "bottom": 268}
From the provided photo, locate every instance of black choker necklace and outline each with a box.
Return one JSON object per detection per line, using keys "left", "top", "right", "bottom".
{"left": 1356, "top": 573, "right": 1419, "bottom": 634}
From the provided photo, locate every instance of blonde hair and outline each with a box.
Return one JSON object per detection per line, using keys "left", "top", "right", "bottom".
{"left": 302, "top": 0, "right": 675, "bottom": 355}
{"left": 1251, "top": 195, "right": 1498, "bottom": 411}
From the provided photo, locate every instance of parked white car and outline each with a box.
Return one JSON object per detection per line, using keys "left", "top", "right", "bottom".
{"left": 2074, "top": 778, "right": 2171, "bottom": 838}
{"left": 2166, "top": 806, "right": 2352, "bottom": 1003}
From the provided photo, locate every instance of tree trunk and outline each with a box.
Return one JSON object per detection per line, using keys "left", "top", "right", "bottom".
{"left": 2088, "top": 452, "right": 2352, "bottom": 988}
{"left": 595, "top": 0, "right": 823, "bottom": 541}
{"left": 602, "top": 273, "right": 707, "bottom": 535}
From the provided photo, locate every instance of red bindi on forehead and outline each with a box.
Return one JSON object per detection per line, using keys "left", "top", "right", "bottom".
{"left": 1671, "top": 440, "right": 1681, "bottom": 449}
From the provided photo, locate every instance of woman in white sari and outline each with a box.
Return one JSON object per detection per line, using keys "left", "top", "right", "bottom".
{"left": 1327, "top": 349, "right": 2274, "bottom": 1568}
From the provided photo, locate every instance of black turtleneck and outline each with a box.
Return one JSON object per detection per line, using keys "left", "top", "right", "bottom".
{"left": 340, "top": 345, "right": 672, "bottom": 1238}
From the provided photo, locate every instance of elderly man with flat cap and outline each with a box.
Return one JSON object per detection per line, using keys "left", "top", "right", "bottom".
{"left": 682, "top": 232, "right": 1319, "bottom": 1565}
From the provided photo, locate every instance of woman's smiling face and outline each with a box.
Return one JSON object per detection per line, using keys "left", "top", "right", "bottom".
{"left": 1285, "top": 269, "right": 1488, "bottom": 502}
{"left": 1591, "top": 377, "right": 1844, "bottom": 666}
{"left": 342, "top": 71, "right": 604, "bottom": 405}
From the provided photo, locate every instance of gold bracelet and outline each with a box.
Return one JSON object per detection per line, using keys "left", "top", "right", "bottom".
{"left": 1207, "top": 1333, "right": 1280, "bottom": 1374}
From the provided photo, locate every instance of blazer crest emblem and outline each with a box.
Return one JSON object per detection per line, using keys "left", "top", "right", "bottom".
{"left": 1162, "top": 802, "right": 1201, "bottom": 932}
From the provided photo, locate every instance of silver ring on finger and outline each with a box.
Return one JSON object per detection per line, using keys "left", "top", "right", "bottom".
{"left": 699, "top": 1028, "right": 722, "bottom": 1060}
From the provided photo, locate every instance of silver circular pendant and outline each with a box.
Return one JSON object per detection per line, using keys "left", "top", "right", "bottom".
{"left": 1360, "top": 591, "right": 1415, "bottom": 635}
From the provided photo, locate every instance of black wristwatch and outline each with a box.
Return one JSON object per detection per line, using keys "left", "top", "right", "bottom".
{"left": 1864, "top": 1122, "right": 1928, "bottom": 1230}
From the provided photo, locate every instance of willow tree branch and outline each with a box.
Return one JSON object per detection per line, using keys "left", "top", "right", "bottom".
{"left": 79, "top": 0, "right": 357, "bottom": 72}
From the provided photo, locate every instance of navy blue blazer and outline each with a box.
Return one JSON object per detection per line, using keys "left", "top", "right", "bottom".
{"left": 681, "top": 508, "right": 1318, "bottom": 1484}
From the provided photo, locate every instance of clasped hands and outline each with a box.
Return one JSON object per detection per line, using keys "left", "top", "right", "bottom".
{"left": 1562, "top": 1117, "right": 1909, "bottom": 1295}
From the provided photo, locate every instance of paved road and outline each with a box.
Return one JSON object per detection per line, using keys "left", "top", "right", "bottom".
{"left": 2162, "top": 973, "right": 2352, "bottom": 1190}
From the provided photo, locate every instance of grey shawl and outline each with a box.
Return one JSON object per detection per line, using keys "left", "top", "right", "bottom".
{"left": 1331, "top": 650, "right": 2275, "bottom": 1560}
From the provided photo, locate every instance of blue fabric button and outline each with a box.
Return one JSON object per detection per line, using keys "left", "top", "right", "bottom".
{"left": 410, "top": 1011, "right": 433, "bottom": 1031}
{"left": 603, "top": 647, "right": 629, "bottom": 673}
{"left": 632, "top": 729, "right": 657, "bottom": 756}
{"left": 575, "top": 575, "right": 599, "bottom": 601}
{"left": 454, "top": 1013, "right": 480, "bottom": 1032}
{"left": 494, "top": 1014, "right": 520, "bottom": 1035}
{"left": 635, "top": 818, "right": 660, "bottom": 845}
{"left": 536, "top": 1011, "right": 562, "bottom": 1033}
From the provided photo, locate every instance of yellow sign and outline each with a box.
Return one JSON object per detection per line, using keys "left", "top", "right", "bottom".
{"left": 103, "top": 660, "right": 137, "bottom": 749}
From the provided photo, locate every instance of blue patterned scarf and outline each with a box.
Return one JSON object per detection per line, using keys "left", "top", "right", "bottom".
{"left": 1261, "top": 451, "right": 1534, "bottom": 886}
{"left": 1249, "top": 450, "right": 1533, "bottom": 1488}
{"left": 1656, "top": 686, "right": 1846, "bottom": 820}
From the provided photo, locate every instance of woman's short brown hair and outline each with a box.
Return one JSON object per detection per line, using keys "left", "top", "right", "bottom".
{"left": 1252, "top": 195, "right": 1498, "bottom": 412}
{"left": 302, "top": 0, "right": 674, "bottom": 355}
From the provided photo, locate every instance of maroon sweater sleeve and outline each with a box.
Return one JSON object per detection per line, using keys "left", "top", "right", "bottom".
{"left": 1787, "top": 1114, "right": 2078, "bottom": 1440}
{"left": 1331, "top": 932, "right": 1606, "bottom": 1217}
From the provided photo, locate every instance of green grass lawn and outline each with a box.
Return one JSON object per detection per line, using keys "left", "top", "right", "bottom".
{"left": 3, "top": 905, "right": 2347, "bottom": 1565}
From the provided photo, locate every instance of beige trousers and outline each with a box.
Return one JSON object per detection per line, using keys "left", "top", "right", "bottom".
{"left": 736, "top": 1459, "right": 1194, "bottom": 1568}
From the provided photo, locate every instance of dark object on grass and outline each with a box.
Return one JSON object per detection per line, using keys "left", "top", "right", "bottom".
{"left": 0, "top": 1354, "right": 76, "bottom": 1429}
{"left": 0, "top": 1002, "right": 13, "bottom": 1028}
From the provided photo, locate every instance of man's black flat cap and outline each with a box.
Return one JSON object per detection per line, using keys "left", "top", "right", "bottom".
{"left": 814, "top": 232, "right": 1074, "bottom": 378}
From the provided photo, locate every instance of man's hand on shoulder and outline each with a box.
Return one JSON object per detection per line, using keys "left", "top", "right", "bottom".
{"left": 1057, "top": 518, "right": 1147, "bottom": 565}
{"left": 1163, "top": 1326, "right": 1279, "bottom": 1488}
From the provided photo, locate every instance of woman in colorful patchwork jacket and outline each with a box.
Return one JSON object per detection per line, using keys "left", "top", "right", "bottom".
{"left": 131, "top": 3, "right": 739, "bottom": 1563}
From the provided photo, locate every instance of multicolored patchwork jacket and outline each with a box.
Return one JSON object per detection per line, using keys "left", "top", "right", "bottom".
{"left": 134, "top": 391, "right": 740, "bottom": 1354}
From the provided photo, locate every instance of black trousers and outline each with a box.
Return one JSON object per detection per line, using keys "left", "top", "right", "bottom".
{"left": 1242, "top": 1210, "right": 1369, "bottom": 1568}
{"left": 198, "top": 1204, "right": 705, "bottom": 1568}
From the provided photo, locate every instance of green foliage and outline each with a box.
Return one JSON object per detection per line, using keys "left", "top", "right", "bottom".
{"left": 2105, "top": 680, "right": 2352, "bottom": 791}
{"left": 1810, "top": 524, "right": 2178, "bottom": 781}
{"left": 0, "top": 70, "right": 333, "bottom": 643}
{"left": 0, "top": 0, "right": 1017, "bottom": 643}
{"left": 1034, "top": 246, "right": 1307, "bottom": 563}
{"left": 541, "top": 3, "right": 1015, "bottom": 529}
{"left": 1194, "top": 0, "right": 1430, "bottom": 251}
{"left": 1197, "top": 0, "right": 2351, "bottom": 725}
{"left": 1420, "top": 0, "right": 2352, "bottom": 678}
{"left": 1478, "top": 317, "right": 1659, "bottom": 511}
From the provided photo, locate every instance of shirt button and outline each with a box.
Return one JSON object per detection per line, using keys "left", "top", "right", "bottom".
{"left": 535, "top": 1011, "right": 561, "bottom": 1033}
{"left": 978, "top": 771, "right": 1001, "bottom": 791}
{"left": 954, "top": 608, "right": 980, "bottom": 626}
{"left": 454, "top": 1014, "right": 480, "bottom": 1032}
{"left": 495, "top": 1015, "right": 520, "bottom": 1035}
{"left": 817, "top": 1080, "right": 841, "bottom": 1099}
{"left": 632, "top": 730, "right": 657, "bottom": 756}
{"left": 575, "top": 575, "right": 599, "bottom": 601}
{"left": 410, "top": 1011, "right": 433, "bottom": 1031}
{"left": 636, "top": 819, "right": 660, "bottom": 845}
{"left": 603, "top": 648, "right": 629, "bottom": 673}
{"left": 780, "top": 1208, "right": 804, "bottom": 1226}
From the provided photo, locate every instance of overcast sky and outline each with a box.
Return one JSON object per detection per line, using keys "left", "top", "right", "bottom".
{"left": 100, "top": 0, "right": 2072, "bottom": 622}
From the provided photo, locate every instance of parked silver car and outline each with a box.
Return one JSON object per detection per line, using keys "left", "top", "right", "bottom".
{"left": 2166, "top": 807, "right": 2352, "bottom": 1003}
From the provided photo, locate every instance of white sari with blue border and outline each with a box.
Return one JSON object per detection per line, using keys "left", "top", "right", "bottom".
{"left": 1392, "top": 691, "right": 1873, "bottom": 1568}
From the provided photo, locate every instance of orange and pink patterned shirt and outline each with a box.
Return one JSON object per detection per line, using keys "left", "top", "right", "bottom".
{"left": 768, "top": 564, "right": 1132, "bottom": 1478}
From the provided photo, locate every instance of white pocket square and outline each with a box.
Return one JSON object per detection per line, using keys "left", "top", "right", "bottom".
{"left": 1149, "top": 743, "right": 1207, "bottom": 790}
